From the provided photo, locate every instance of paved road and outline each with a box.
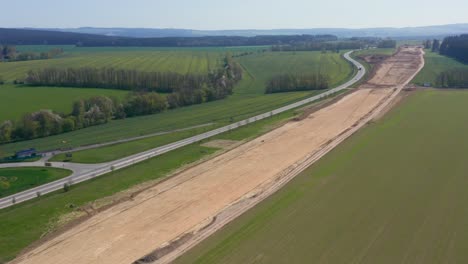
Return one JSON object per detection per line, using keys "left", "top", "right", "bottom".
{"left": 40, "top": 123, "right": 215, "bottom": 159}
{"left": 0, "top": 51, "right": 365, "bottom": 209}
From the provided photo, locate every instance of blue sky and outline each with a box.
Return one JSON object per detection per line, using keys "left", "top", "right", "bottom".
{"left": 2, "top": 0, "right": 468, "bottom": 29}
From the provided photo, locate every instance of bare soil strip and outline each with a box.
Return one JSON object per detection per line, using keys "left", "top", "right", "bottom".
{"left": 12, "top": 47, "right": 424, "bottom": 264}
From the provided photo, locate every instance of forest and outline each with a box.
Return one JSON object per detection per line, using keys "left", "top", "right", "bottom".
{"left": 439, "top": 34, "right": 468, "bottom": 63}
{"left": 265, "top": 73, "right": 329, "bottom": 93}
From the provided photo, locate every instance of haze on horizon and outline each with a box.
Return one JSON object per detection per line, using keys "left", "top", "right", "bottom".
{"left": 2, "top": 0, "right": 468, "bottom": 30}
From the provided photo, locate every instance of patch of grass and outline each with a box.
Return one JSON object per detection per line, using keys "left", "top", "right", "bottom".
{"left": 1, "top": 50, "right": 353, "bottom": 158}
{"left": 0, "top": 167, "right": 71, "bottom": 198}
{"left": 412, "top": 51, "right": 468, "bottom": 86}
{"left": 175, "top": 89, "right": 468, "bottom": 264}
{"left": 50, "top": 125, "right": 215, "bottom": 163}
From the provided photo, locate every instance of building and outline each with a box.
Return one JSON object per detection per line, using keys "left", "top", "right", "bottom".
{"left": 15, "top": 148, "right": 37, "bottom": 159}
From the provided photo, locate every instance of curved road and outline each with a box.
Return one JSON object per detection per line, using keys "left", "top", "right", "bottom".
{"left": 0, "top": 51, "right": 366, "bottom": 209}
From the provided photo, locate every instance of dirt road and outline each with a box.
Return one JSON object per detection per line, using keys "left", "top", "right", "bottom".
{"left": 13, "top": 47, "right": 424, "bottom": 264}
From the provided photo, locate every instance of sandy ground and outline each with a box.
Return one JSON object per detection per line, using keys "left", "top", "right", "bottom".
{"left": 13, "top": 47, "right": 424, "bottom": 264}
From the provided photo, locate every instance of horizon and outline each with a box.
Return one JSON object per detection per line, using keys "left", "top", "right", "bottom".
{"left": 2, "top": 0, "right": 468, "bottom": 30}
{"left": 10, "top": 22, "right": 468, "bottom": 31}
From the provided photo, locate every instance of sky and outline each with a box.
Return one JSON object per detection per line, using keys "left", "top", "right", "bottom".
{"left": 1, "top": 0, "right": 468, "bottom": 29}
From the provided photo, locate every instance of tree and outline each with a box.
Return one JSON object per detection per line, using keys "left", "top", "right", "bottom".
{"left": 71, "top": 100, "right": 85, "bottom": 128}
{"left": 86, "top": 96, "right": 114, "bottom": 121}
{"left": 432, "top": 39, "right": 440, "bottom": 52}
{"left": 33, "top": 110, "right": 63, "bottom": 137}
{"left": 124, "top": 92, "right": 167, "bottom": 117}
{"left": 62, "top": 117, "right": 76, "bottom": 132}
{"left": 1, "top": 45, "right": 16, "bottom": 60}
{"left": 0, "top": 120, "right": 13, "bottom": 142}
{"left": 424, "top": 40, "right": 432, "bottom": 49}
{"left": 19, "top": 114, "right": 38, "bottom": 139}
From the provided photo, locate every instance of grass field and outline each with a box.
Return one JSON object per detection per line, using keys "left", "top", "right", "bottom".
{"left": 0, "top": 167, "right": 71, "bottom": 198}
{"left": 354, "top": 48, "right": 396, "bottom": 57}
{"left": 0, "top": 50, "right": 353, "bottom": 158}
{"left": 0, "top": 103, "right": 301, "bottom": 263}
{"left": 0, "top": 84, "right": 129, "bottom": 122}
{"left": 412, "top": 51, "right": 468, "bottom": 86}
{"left": 0, "top": 47, "right": 226, "bottom": 81}
{"left": 175, "top": 89, "right": 468, "bottom": 264}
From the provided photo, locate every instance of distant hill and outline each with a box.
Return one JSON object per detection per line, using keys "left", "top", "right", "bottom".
{"left": 0, "top": 28, "right": 120, "bottom": 45}
{"left": 36, "top": 24, "right": 468, "bottom": 39}
{"left": 0, "top": 28, "right": 338, "bottom": 47}
{"left": 2, "top": 24, "right": 467, "bottom": 47}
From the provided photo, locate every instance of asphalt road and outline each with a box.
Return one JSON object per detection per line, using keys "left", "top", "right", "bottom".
{"left": 0, "top": 50, "right": 365, "bottom": 209}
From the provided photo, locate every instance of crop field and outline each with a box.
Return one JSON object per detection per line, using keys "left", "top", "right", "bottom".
{"left": 412, "top": 51, "right": 468, "bottom": 86}
{"left": 0, "top": 50, "right": 353, "bottom": 157}
{"left": 175, "top": 89, "right": 468, "bottom": 264}
{"left": 0, "top": 84, "right": 128, "bottom": 122}
{"left": 0, "top": 167, "right": 71, "bottom": 198}
{"left": 0, "top": 47, "right": 222, "bottom": 81}
{"left": 0, "top": 104, "right": 301, "bottom": 263}
{"left": 354, "top": 48, "right": 395, "bottom": 57}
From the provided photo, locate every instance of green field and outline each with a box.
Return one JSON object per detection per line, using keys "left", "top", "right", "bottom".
{"left": 412, "top": 51, "right": 468, "bottom": 86}
{"left": 0, "top": 103, "right": 301, "bottom": 263}
{"left": 175, "top": 89, "right": 468, "bottom": 264}
{"left": 0, "top": 167, "right": 71, "bottom": 198}
{"left": 0, "top": 84, "right": 128, "bottom": 122}
{"left": 0, "top": 47, "right": 227, "bottom": 81}
{"left": 0, "top": 50, "right": 353, "bottom": 158}
{"left": 354, "top": 48, "right": 395, "bottom": 57}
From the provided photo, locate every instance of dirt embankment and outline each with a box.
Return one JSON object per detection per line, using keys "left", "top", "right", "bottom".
{"left": 12, "top": 47, "right": 424, "bottom": 264}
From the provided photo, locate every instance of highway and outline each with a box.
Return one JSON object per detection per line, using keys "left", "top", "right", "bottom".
{"left": 0, "top": 50, "right": 365, "bottom": 209}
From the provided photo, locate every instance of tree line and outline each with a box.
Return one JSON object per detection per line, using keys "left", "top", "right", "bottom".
{"left": 265, "top": 73, "right": 329, "bottom": 93}
{"left": 0, "top": 55, "right": 242, "bottom": 143}
{"left": 423, "top": 39, "right": 440, "bottom": 52}
{"left": 0, "top": 92, "right": 186, "bottom": 143}
{"left": 376, "top": 39, "right": 396, "bottom": 48}
{"left": 439, "top": 34, "right": 468, "bottom": 63}
{"left": 25, "top": 54, "right": 242, "bottom": 106}
{"left": 435, "top": 70, "right": 468, "bottom": 88}
{"left": 271, "top": 41, "right": 364, "bottom": 52}
{"left": 271, "top": 38, "right": 395, "bottom": 52}
{"left": 25, "top": 67, "right": 206, "bottom": 93}
{"left": 0, "top": 45, "right": 63, "bottom": 62}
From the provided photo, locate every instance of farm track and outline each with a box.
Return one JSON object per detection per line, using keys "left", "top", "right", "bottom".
{"left": 11, "top": 47, "right": 423, "bottom": 264}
